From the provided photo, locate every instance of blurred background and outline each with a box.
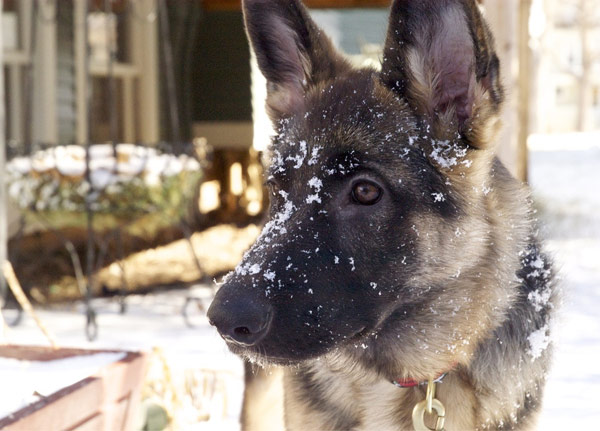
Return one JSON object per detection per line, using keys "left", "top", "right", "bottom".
{"left": 0, "top": 0, "right": 598, "bottom": 430}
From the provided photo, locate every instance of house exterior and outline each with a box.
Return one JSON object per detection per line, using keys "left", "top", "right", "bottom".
{"left": 531, "top": 0, "right": 600, "bottom": 133}
{"left": 1, "top": 0, "right": 539, "bottom": 271}
{"left": 2, "top": 0, "right": 159, "bottom": 148}
{"left": 3, "top": 0, "right": 534, "bottom": 164}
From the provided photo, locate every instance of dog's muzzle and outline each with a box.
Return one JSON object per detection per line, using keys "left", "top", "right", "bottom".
{"left": 207, "top": 285, "right": 273, "bottom": 347}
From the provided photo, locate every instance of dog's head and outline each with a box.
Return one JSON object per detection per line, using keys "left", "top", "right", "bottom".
{"left": 208, "top": 0, "right": 514, "bottom": 378}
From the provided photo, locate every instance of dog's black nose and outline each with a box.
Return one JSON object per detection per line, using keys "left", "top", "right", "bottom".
{"left": 207, "top": 294, "right": 272, "bottom": 346}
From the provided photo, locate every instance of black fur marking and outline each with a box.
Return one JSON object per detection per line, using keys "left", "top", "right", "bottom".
{"left": 292, "top": 369, "right": 361, "bottom": 430}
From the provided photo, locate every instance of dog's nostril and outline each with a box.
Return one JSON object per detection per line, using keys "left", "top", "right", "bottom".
{"left": 234, "top": 326, "right": 251, "bottom": 336}
{"left": 207, "top": 294, "right": 273, "bottom": 346}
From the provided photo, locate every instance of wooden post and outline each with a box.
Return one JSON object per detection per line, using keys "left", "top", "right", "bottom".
{"left": 9, "top": 0, "right": 33, "bottom": 145}
{"left": 32, "top": 0, "right": 58, "bottom": 145}
{"left": 128, "top": 0, "right": 160, "bottom": 143}
{"left": 6, "top": 0, "right": 30, "bottom": 145}
{"left": 483, "top": 0, "right": 531, "bottom": 182}
{"left": 7, "top": 64, "right": 23, "bottom": 144}
{"left": 1, "top": 0, "right": 7, "bottom": 299}
{"left": 75, "top": 0, "right": 89, "bottom": 145}
{"left": 122, "top": 76, "right": 135, "bottom": 143}
{"left": 517, "top": 0, "right": 532, "bottom": 181}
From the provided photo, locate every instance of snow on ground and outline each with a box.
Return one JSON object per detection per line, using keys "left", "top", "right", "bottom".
{"left": 530, "top": 132, "right": 600, "bottom": 428}
{"left": 1, "top": 132, "right": 599, "bottom": 429}
{"left": 0, "top": 287, "right": 244, "bottom": 430}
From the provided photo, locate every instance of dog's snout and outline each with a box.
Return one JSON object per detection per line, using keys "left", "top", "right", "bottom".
{"left": 207, "top": 293, "right": 272, "bottom": 346}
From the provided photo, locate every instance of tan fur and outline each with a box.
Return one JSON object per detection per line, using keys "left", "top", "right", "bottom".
{"left": 282, "top": 363, "right": 479, "bottom": 430}
{"left": 242, "top": 366, "right": 285, "bottom": 431}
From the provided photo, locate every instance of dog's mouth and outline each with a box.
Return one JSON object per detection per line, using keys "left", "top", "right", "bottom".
{"left": 223, "top": 324, "right": 371, "bottom": 366}
{"left": 223, "top": 340, "right": 303, "bottom": 367}
{"left": 232, "top": 346, "right": 304, "bottom": 367}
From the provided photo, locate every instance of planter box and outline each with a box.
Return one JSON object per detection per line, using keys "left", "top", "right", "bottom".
{"left": 0, "top": 345, "right": 148, "bottom": 431}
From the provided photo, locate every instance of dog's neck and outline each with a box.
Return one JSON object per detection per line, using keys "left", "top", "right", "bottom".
{"left": 391, "top": 366, "right": 452, "bottom": 388}
{"left": 283, "top": 356, "right": 470, "bottom": 430}
{"left": 282, "top": 294, "right": 548, "bottom": 431}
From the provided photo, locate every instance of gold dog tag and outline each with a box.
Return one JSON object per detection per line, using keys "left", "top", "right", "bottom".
{"left": 412, "top": 379, "right": 446, "bottom": 431}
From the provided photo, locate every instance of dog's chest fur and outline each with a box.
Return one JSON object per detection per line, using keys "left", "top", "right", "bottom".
{"left": 280, "top": 343, "right": 544, "bottom": 431}
{"left": 283, "top": 362, "right": 475, "bottom": 431}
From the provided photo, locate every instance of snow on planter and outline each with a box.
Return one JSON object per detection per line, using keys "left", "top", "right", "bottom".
{"left": 0, "top": 345, "right": 148, "bottom": 431}
{"left": 6, "top": 144, "right": 202, "bottom": 215}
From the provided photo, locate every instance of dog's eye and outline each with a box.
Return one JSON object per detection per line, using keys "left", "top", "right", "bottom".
{"left": 351, "top": 181, "right": 382, "bottom": 205}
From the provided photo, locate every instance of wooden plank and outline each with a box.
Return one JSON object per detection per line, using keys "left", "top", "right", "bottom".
{"left": 193, "top": 121, "right": 253, "bottom": 150}
{"left": 517, "top": 0, "right": 531, "bottom": 181}
{"left": 203, "top": 0, "right": 391, "bottom": 11}
{"left": 74, "top": 0, "right": 88, "bottom": 146}
{"left": 127, "top": 0, "right": 160, "bottom": 144}
{"left": 32, "top": 0, "right": 58, "bottom": 145}
{"left": 0, "top": 0, "right": 6, "bottom": 305}
{"left": 0, "top": 347, "right": 148, "bottom": 431}
{"left": 0, "top": 377, "right": 105, "bottom": 431}
{"left": 122, "top": 77, "right": 136, "bottom": 144}
{"left": 483, "top": 0, "right": 528, "bottom": 182}
{"left": 98, "top": 352, "right": 149, "bottom": 431}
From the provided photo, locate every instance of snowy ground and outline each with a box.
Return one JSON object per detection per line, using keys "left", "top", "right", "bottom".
{"left": 2, "top": 132, "right": 600, "bottom": 429}
{"left": 0, "top": 287, "right": 245, "bottom": 430}
{"left": 529, "top": 133, "right": 600, "bottom": 428}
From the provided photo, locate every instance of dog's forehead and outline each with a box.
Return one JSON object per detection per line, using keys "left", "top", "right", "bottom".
{"left": 268, "top": 72, "right": 417, "bottom": 181}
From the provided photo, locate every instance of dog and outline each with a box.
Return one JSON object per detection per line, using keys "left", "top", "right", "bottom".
{"left": 207, "top": 0, "right": 558, "bottom": 429}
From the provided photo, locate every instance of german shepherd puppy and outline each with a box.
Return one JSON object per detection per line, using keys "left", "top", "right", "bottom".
{"left": 208, "top": 0, "right": 558, "bottom": 429}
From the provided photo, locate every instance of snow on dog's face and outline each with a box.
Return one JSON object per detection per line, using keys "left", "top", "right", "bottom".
{"left": 208, "top": 0, "right": 509, "bottom": 372}
{"left": 210, "top": 74, "right": 437, "bottom": 364}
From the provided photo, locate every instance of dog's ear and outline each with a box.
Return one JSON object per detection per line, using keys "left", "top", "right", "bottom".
{"left": 243, "top": 0, "right": 351, "bottom": 120}
{"left": 381, "top": 0, "right": 504, "bottom": 148}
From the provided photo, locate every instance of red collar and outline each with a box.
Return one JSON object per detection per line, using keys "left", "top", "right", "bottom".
{"left": 391, "top": 366, "right": 454, "bottom": 388}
